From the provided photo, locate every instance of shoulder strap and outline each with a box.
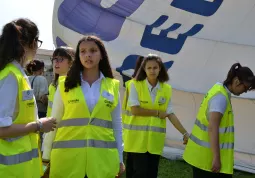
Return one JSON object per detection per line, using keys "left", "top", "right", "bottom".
{"left": 31, "top": 76, "right": 37, "bottom": 89}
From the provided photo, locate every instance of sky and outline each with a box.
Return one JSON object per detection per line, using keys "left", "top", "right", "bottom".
{"left": 0, "top": 0, "right": 55, "bottom": 50}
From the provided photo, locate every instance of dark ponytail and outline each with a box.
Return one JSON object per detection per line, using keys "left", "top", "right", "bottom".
{"left": 223, "top": 63, "right": 241, "bottom": 86}
{"left": 0, "top": 18, "right": 39, "bottom": 71}
{"left": 224, "top": 62, "right": 255, "bottom": 90}
{"left": 25, "top": 60, "right": 44, "bottom": 75}
{"left": 0, "top": 22, "right": 24, "bottom": 70}
{"left": 132, "top": 56, "right": 144, "bottom": 78}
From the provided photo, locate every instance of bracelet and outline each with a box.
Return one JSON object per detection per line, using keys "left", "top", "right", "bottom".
{"left": 36, "top": 120, "right": 43, "bottom": 132}
{"left": 42, "top": 159, "right": 50, "bottom": 163}
{"left": 157, "top": 110, "right": 159, "bottom": 117}
{"left": 183, "top": 132, "right": 189, "bottom": 137}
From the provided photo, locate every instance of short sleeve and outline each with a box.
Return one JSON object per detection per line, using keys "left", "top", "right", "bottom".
{"left": 127, "top": 83, "right": 140, "bottom": 107}
{"left": 208, "top": 94, "right": 227, "bottom": 115}
{"left": 0, "top": 74, "right": 18, "bottom": 127}
{"left": 166, "top": 98, "right": 174, "bottom": 115}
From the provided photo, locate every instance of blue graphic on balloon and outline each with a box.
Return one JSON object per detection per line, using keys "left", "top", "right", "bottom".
{"left": 58, "top": 0, "right": 144, "bottom": 41}
{"left": 171, "top": 0, "right": 223, "bottom": 16}
{"left": 56, "top": 37, "right": 67, "bottom": 47}
{"left": 140, "top": 15, "right": 204, "bottom": 55}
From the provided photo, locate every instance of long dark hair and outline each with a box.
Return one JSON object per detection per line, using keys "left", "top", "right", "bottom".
{"left": 0, "top": 18, "right": 39, "bottom": 70}
{"left": 132, "top": 56, "right": 144, "bottom": 78}
{"left": 223, "top": 63, "right": 255, "bottom": 90}
{"left": 26, "top": 60, "right": 44, "bottom": 75}
{"left": 51, "top": 46, "right": 75, "bottom": 88}
{"left": 64, "top": 35, "right": 114, "bottom": 92}
{"left": 135, "top": 54, "right": 169, "bottom": 82}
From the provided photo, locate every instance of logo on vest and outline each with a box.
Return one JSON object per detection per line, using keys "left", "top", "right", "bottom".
{"left": 139, "top": 100, "right": 149, "bottom": 104}
{"left": 27, "top": 101, "right": 35, "bottom": 107}
{"left": 158, "top": 97, "right": 166, "bottom": 105}
{"left": 68, "top": 99, "right": 79, "bottom": 104}
{"left": 104, "top": 99, "right": 113, "bottom": 108}
{"left": 22, "top": 89, "right": 33, "bottom": 101}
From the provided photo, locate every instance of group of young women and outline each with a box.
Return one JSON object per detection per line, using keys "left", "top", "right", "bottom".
{"left": 0, "top": 18, "right": 255, "bottom": 178}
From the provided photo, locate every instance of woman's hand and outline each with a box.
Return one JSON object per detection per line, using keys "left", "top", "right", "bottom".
{"left": 39, "top": 117, "right": 57, "bottom": 133}
{"left": 158, "top": 111, "right": 168, "bottom": 119}
{"left": 40, "top": 95, "right": 48, "bottom": 105}
{"left": 183, "top": 133, "right": 189, "bottom": 145}
{"left": 211, "top": 156, "right": 221, "bottom": 173}
{"left": 116, "top": 162, "right": 125, "bottom": 177}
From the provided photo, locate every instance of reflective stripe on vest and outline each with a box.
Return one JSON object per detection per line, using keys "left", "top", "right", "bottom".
{"left": 3, "top": 136, "right": 24, "bottom": 142}
{"left": 189, "top": 134, "right": 234, "bottom": 149}
{"left": 53, "top": 139, "right": 117, "bottom": 149}
{"left": 58, "top": 118, "right": 113, "bottom": 129}
{"left": 123, "top": 124, "right": 165, "bottom": 133}
{"left": 190, "top": 119, "right": 234, "bottom": 149}
{"left": 0, "top": 148, "right": 38, "bottom": 165}
{"left": 48, "top": 101, "right": 53, "bottom": 108}
{"left": 195, "top": 119, "right": 234, "bottom": 133}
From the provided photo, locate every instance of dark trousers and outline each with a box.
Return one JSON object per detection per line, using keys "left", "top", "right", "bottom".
{"left": 126, "top": 152, "right": 160, "bottom": 178}
{"left": 193, "top": 166, "right": 232, "bottom": 178}
{"left": 38, "top": 111, "right": 46, "bottom": 118}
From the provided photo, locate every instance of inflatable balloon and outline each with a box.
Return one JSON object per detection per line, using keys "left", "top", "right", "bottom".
{"left": 53, "top": 0, "right": 255, "bottom": 173}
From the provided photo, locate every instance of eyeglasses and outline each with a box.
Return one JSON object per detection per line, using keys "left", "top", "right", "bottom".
{"left": 240, "top": 81, "right": 251, "bottom": 92}
{"left": 50, "top": 57, "right": 64, "bottom": 63}
{"left": 35, "top": 37, "right": 43, "bottom": 48}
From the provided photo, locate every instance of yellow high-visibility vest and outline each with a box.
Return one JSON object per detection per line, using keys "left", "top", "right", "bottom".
{"left": 46, "top": 83, "right": 56, "bottom": 117}
{"left": 122, "top": 80, "right": 132, "bottom": 139}
{"left": 183, "top": 83, "right": 234, "bottom": 174}
{"left": 50, "top": 77, "right": 120, "bottom": 178}
{"left": 124, "top": 80, "right": 172, "bottom": 155}
{"left": 0, "top": 63, "right": 41, "bottom": 177}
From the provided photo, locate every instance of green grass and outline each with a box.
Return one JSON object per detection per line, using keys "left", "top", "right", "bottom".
{"left": 120, "top": 156, "right": 255, "bottom": 178}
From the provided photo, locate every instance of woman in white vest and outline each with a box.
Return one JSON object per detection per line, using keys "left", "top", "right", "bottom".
{"left": 43, "top": 35, "right": 125, "bottom": 178}
{"left": 124, "top": 54, "right": 189, "bottom": 178}
{"left": 0, "top": 18, "right": 56, "bottom": 177}
{"left": 183, "top": 63, "right": 255, "bottom": 178}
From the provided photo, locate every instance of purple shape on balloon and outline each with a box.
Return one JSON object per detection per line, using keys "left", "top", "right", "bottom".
{"left": 58, "top": 0, "right": 144, "bottom": 41}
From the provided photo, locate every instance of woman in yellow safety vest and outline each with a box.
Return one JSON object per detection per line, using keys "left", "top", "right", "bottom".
{"left": 0, "top": 18, "right": 56, "bottom": 177}
{"left": 122, "top": 55, "right": 144, "bottom": 126}
{"left": 183, "top": 63, "right": 255, "bottom": 178}
{"left": 122, "top": 56, "right": 144, "bottom": 177}
{"left": 124, "top": 54, "right": 189, "bottom": 178}
{"left": 43, "top": 35, "right": 125, "bottom": 178}
{"left": 46, "top": 46, "right": 75, "bottom": 117}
